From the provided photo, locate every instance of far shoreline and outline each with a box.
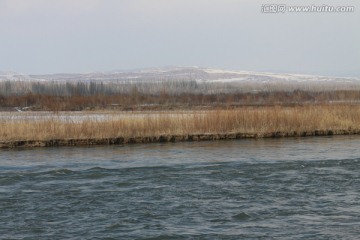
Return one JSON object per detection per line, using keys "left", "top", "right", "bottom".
{"left": 1, "top": 129, "right": 360, "bottom": 149}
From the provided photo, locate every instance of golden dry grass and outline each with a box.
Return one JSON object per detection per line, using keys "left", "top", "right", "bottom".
{"left": 1, "top": 105, "right": 360, "bottom": 141}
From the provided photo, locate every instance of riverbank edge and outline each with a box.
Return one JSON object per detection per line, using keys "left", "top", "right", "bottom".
{"left": 1, "top": 129, "right": 360, "bottom": 149}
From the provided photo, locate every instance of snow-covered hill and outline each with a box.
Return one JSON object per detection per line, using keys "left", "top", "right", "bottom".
{"left": 1, "top": 67, "right": 359, "bottom": 84}
{"left": 1, "top": 67, "right": 359, "bottom": 95}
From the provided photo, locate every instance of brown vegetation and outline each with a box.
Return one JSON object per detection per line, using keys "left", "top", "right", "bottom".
{"left": 2, "top": 90, "right": 360, "bottom": 111}
{"left": 1, "top": 80, "right": 360, "bottom": 111}
{"left": 1, "top": 105, "right": 360, "bottom": 142}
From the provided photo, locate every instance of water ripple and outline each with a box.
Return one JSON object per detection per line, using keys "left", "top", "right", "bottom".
{"left": 0, "top": 136, "right": 360, "bottom": 238}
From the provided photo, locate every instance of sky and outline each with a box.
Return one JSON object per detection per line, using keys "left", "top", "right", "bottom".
{"left": 0, "top": 0, "right": 359, "bottom": 76}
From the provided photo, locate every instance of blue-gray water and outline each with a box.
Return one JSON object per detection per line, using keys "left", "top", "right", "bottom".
{"left": 1, "top": 136, "right": 359, "bottom": 239}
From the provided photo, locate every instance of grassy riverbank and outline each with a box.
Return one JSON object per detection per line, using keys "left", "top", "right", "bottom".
{"left": 1, "top": 105, "right": 360, "bottom": 145}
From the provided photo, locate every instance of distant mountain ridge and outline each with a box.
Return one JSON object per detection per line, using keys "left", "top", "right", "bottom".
{"left": 0, "top": 67, "right": 359, "bottom": 84}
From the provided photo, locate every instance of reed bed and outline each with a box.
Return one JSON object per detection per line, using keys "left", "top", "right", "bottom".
{"left": 1, "top": 105, "right": 360, "bottom": 141}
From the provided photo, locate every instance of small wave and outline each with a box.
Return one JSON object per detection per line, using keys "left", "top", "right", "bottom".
{"left": 21, "top": 189, "right": 42, "bottom": 193}
{"left": 0, "top": 188, "right": 12, "bottom": 193}
{"left": 45, "top": 168, "right": 75, "bottom": 175}
{"left": 232, "top": 212, "right": 251, "bottom": 221}
{"left": 0, "top": 174, "right": 25, "bottom": 185}
{"left": 81, "top": 167, "right": 118, "bottom": 179}
{"left": 87, "top": 166, "right": 109, "bottom": 171}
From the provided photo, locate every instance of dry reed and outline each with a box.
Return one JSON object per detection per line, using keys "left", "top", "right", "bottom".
{"left": 1, "top": 105, "right": 360, "bottom": 141}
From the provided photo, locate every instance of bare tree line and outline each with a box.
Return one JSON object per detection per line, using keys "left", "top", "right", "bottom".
{"left": 1, "top": 79, "right": 360, "bottom": 111}
{"left": 1, "top": 79, "right": 360, "bottom": 97}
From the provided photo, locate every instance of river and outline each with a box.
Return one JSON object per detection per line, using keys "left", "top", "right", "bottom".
{"left": 0, "top": 136, "right": 359, "bottom": 239}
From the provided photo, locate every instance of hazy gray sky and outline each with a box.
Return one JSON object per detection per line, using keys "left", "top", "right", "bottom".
{"left": 0, "top": 0, "right": 359, "bottom": 76}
